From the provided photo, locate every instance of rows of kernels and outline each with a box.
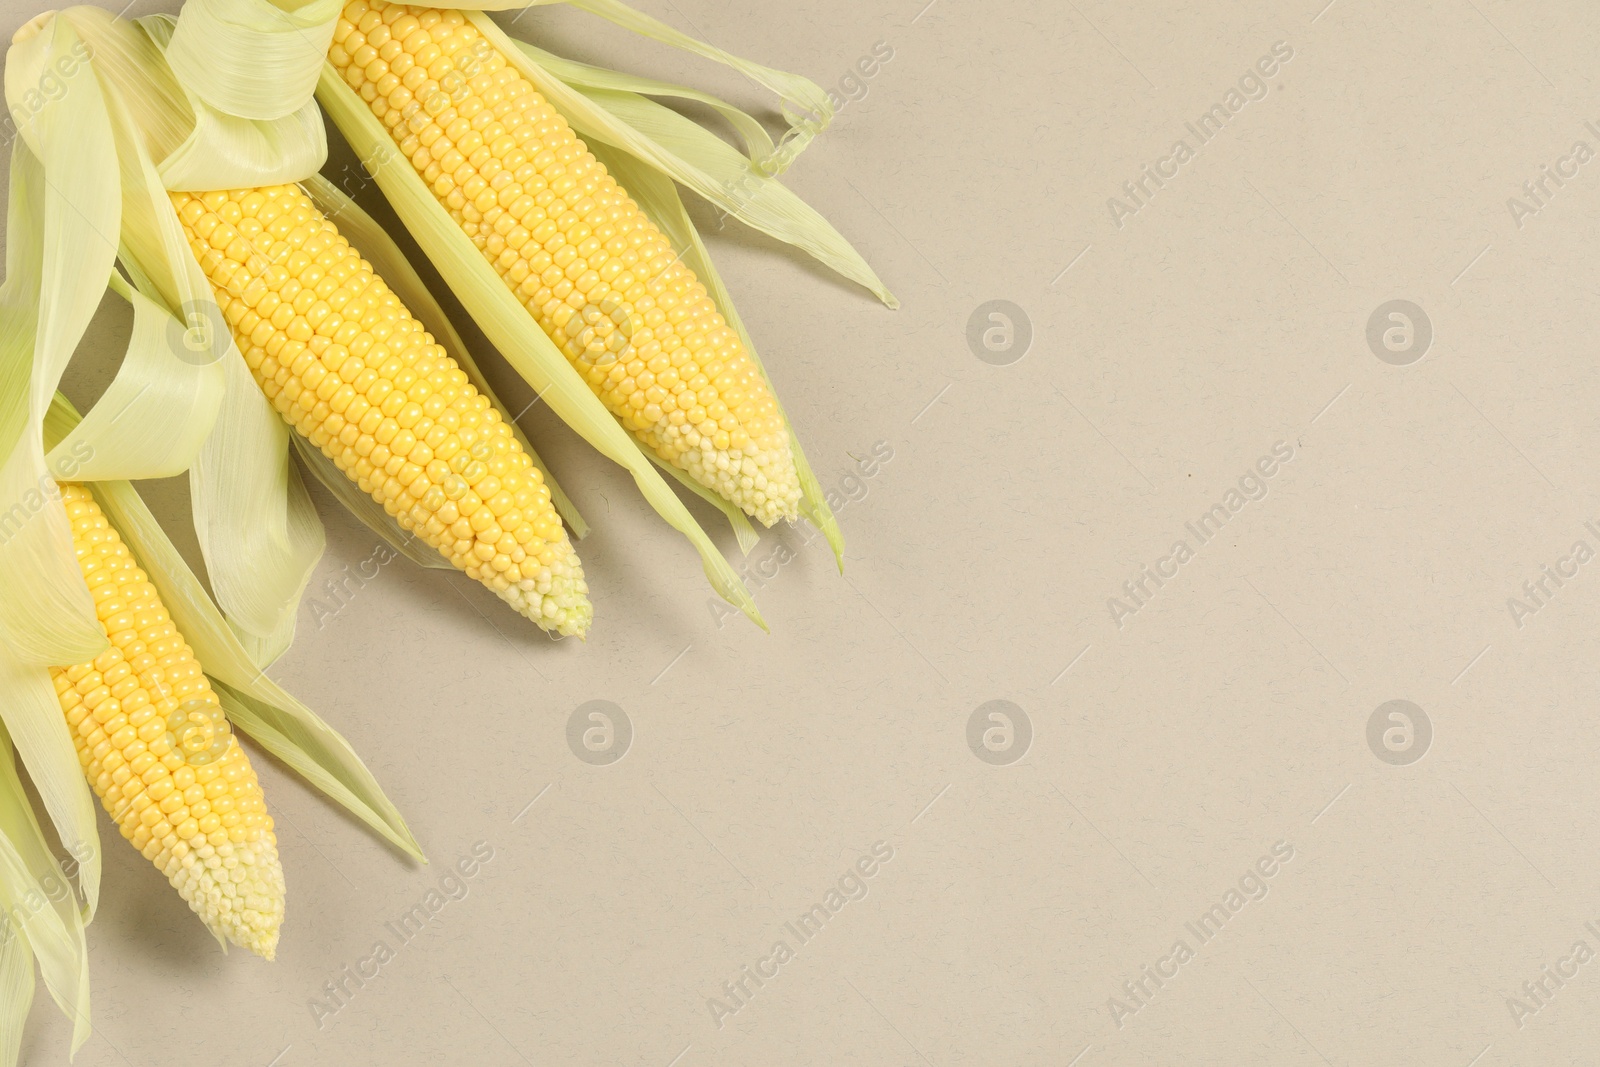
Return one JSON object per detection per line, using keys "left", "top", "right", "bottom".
{"left": 49, "top": 483, "right": 285, "bottom": 958}
{"left": 171, "top": 184, "right": 591, "bottom": 636}
{"left": 329, "top": 1, "right": 801, "bottom": 525}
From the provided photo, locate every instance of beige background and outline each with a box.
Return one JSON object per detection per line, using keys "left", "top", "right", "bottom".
{"left": 10, "top": 0, "right": 1600, "bottom": 1063}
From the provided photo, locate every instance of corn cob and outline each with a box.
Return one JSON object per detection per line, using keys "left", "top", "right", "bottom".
{"left": 48, "top": 484, "right": 285, "bottom": 959}
{"left": 328, "top": 1, "right": 803, "bottom": 527}
{"left": 171, "top": 184, "right": 592, "bottom": 637}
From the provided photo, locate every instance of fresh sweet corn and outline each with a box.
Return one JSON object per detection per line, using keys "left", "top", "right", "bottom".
{"left": 171, "top": 184, "right": 592, "bottom": 637}
{"left": 48, "top": 484, "right": 285, "bottom": 959}
{"left": 328, "top": 1, "right": 803, "bottom": 526}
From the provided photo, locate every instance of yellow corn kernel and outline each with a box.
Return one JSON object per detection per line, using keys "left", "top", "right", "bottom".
{"left": 171, "top": 184, "right": 591, "bottom": 636}
{"left": 330, "top": 1, "right": 801, "bottom": 526}
{"left": 48, "top": 484, "right": 285, "bottom": 959}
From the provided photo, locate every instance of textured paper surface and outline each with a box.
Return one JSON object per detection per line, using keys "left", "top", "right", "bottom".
{"left": 10, "top": 0, "right": 1600, "bottom": 1063}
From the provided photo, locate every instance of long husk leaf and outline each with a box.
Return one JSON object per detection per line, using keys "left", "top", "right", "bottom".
{"left": 0, "top": 641, "right": 101, "bottom": 923}
{"left": 501, "top": 42, "right": 783, "bottom": 167}
{"left": 95, "top": 472, "right": 422, "bottom": 858}
{"left": 0, "top": 720, "right": 90, "bottom": 1055}
{"left": 0, "top": 912, "right": 35, "bottom": 1067}
{"left": 647, "top": 450, "right": 758, "bottom": 558}
{"left": 495, "top": 25, "right": 895, "bottom": 307}
{"left": 41, "top": 15, "right": 229, "bottom": 485}
{"left": 0, "top": 17, "right": 119, "bottom": 666}
{"left": 528, "top": 0, "right": 834, "bottom": 160}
